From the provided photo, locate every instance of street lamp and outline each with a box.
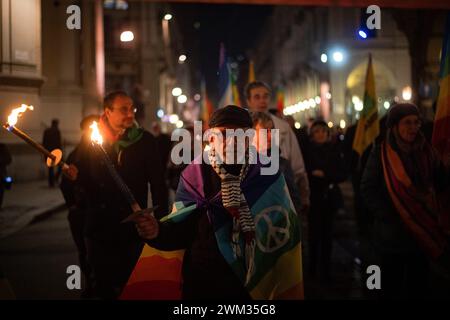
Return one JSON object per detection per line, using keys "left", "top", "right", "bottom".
{"left": 164, "top": 14, "right": 172, "bottom": 21}
{"left": 402, "top": 86, "right": 412, "bottom": 101}
{"left": 177, "top": 95, "right": 187, "bottom": 104}
{"left": 178, "top": 55, "right": 187, "bottom": 64}
{"left": 315, "top": 96, "right": 321, "bottom": 104}
{"left": 321, "top": 53, "right": 328, "bottom": 63}
{"left": 172, "top": 87, "right": 182, "bottom": 97}
{"left": 332, "top": 51, "right": 344, "bottom": 63}
{"left": 120, "top": 31, "right": 134, "bottom": 42}
{"left": 169, "top": 114, "right": 179, "bottom": 124}
{"left": 176, "top": 120, "right": 184, "bottom": 128}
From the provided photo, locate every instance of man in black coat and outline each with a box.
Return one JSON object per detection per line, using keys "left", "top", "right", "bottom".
{"left": 303, "top": 120, "right": 346, "bottom": 281}
{"left": 60, "top": 115, "right": 99, "bottom": 298}
{"left": 78, "top": 91, "right": 168, "bottom": 299}
{"left": 43, "top": 119, "right": 62, "bottom": 187}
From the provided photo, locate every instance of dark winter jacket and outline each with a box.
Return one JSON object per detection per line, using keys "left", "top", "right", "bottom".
{"left": 147, "top": 163, "right": 251, "bottom": 300}
{"left": 60, "top": 137, "right": 91, "bottom": 210}
{"left": 42, "top": 127, "right": 62, "bottom": 151}
{"left": 304, "top": 142, "right": 346, "bottom": 206}
{"left": 79, "top": 130, "right": 168, "bottom": 242}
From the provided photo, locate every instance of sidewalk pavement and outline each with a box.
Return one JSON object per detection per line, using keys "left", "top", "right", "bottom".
{"left": 0, "top": 180, "right": 66, "bottom": 239}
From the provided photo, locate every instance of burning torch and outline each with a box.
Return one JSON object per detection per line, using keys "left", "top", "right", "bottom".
{"left": 3, "top": 104, "right": 69, "bottom": 170}
{"left": 89, "top": 121, "right": 155, "bottom": 222}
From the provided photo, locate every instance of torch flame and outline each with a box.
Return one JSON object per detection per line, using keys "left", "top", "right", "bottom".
{"left": 7, "top": 104, "right": 34, "bottom": 127}
{"left": 90, "top": 121, "right": 103, "bottom": 145}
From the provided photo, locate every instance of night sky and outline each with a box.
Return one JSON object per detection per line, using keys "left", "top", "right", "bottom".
{"left": 171, "top": 3, "right": 273, "bottom": 102}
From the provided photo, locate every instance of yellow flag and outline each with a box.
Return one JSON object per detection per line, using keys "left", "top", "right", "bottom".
{"left": 353, "top": 54, "right": 379, "bottom": 155}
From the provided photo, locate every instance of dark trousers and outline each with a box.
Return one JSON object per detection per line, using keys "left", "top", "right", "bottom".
{"left": 86, "top": 236, "right": 143, "bottom": 299}
{"left": 67, "top": 209, "right": 91, "bottom": 298}
{"left": 48, "top": 166, "right": 61, "bottom": 187}
{"left": 308, "top": 201, "right": 335, "bottom": 279}
{"left": 379, "top": 251, "right": 429, "bottom": 299}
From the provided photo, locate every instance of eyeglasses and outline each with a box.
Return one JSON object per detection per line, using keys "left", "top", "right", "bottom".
{"left": 111, "top": 107, "right": 137, "bottom": 115}
{"left": 399, "top": 119, "right": 421, "bottom": 128}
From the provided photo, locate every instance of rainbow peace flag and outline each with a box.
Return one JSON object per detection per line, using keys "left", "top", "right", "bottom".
{"left": 121, "top": 159, "right": 304, "bottom": 300}
{"left": 119, "top": 247, "right": 183, "bottom": 300}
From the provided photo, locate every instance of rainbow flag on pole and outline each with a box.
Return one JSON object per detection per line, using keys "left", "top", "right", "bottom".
{"left": 218, "top": 43, "right": 241, "bottom": 107}
{"left": 231, "top": 69, "right": 242, "bottom": 107}
{"left": 432, "top": 13, "right": 450, "bottom": 233}
{"left": 201, "top": 78, "right": 214, "bottom": 126}
{"left": 432, "top": 14, "right": 450, "bottom": 163}
{"left": 217, "top": 43, "right": 233, "bottom": 108}
{"left": 353, "top": 54, "right": 379, "bottom": 155}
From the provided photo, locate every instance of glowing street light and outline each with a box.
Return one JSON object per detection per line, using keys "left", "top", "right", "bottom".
{"left": 402, "top": 86, "right": 412, "bottom": 101}
{"left": 176, "top": 120, "right": 184, "bottom": 128}
{"left": 178, "top": 55, "right": 187, "bottom": 64}
{"left": 120, "top": 31, "right": 134, "bottom": 42}
{"left": 315, "top": 96, "right": 321, "bottom": 104}
{"left": 172, "top": 87, "right": 182, "bottom": 97}
{"left": 332, "top": 51, "right": 344, "bottom": 63}
{"left": 321, "top": 54, "right": 328, "bottom": 63}
{"left": 169, "top": 114, "right": 179, "bottom": 124}
{"left": 177, "top": 94, "right": 187, "bottom": 104}
{"left": 164, "top": 14, "right": 172, "bottom": 21}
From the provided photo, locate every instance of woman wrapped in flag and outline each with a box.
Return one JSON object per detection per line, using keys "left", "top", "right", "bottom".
{"left": 133, "top": 105, "right": 304, "bottom": 300}
{"left": 361, "top": 103, "right": 450, "bottom": 299}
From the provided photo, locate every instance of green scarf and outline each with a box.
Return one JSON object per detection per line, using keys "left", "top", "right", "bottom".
{"left": 113, "top": 124, "right": 144, "bottom": 153}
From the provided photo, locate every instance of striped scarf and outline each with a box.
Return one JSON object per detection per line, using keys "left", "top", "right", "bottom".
{"left": 208, "top": 144, "right": 256, "bottom": 285}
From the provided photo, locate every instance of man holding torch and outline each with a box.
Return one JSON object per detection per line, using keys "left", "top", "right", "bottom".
{"left": 77, "top": 91, "right": 168, "bottom": 299}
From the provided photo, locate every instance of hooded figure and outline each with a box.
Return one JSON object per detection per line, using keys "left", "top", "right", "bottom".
{"left": 361, "top": 103, "right": 450, "bottom": 299}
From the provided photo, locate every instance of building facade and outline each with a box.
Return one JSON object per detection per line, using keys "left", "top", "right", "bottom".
{"left": 1, "top": 0, "right": 185, "bottom": 181}
{"left": 252, "top": 6, "right": 416, "bottom": 128}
